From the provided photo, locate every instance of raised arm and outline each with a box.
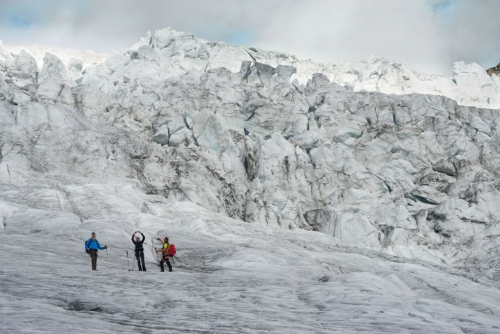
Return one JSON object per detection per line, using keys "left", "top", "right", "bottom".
{"left": 141, "top": 232, "right": 145, "bottom": 243}
{"left": 131, "top": 233, "right": 136, "bottom": 244}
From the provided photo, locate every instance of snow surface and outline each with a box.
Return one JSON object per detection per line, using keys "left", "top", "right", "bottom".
{"left": 1, "top": 28, "right": 500, "bottom": 332}
{"left": 2, "top": 203, "right": 500, "bottom": 333}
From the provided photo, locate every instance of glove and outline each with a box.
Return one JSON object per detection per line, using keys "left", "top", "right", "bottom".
{"left": 105, "top": 245, "right": 108, "bottom": 249}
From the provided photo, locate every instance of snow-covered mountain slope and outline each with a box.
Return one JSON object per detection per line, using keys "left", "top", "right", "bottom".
{"left": 2, "top": 28, "right": 499, "bottom": 109}
{"left": 133, "top": 29, "right": 500, "bottom": 109}
{"left": 128, "top": 29, "right": 500, "bottom": 109}
{"left": 1, "top": 28, "right": 500, "bottom": 332}
{"left": 0, "top": 40, "right": 109, "bottom": 72}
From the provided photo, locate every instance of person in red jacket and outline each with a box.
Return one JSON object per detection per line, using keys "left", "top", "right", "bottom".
{"left": 156, "top": 237, "right": 172, "bottom": 272}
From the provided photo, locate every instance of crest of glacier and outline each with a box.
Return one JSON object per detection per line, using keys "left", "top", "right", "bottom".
{"left": 1, "top": 28, "right": 500, "bottom": 333}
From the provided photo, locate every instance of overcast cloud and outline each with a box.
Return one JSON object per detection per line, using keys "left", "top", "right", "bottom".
{"left": 0, "top": 0, "right": 498, "bottom": 75}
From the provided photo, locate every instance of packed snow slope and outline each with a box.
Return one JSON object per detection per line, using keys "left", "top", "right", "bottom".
{"left": 1, "top": 28, "right": 500, "bottom": 332}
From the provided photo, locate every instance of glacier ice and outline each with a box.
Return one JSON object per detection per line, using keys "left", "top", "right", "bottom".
{"left": 1, "top": 28, "right": 500, "bottom": 332}
{"left": 3, "top": 27, "right": 499, "bottom": 109}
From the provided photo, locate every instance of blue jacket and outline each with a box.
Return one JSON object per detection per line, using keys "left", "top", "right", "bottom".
{"left": 85, "top": 238, "right": 106, "bottom": 251}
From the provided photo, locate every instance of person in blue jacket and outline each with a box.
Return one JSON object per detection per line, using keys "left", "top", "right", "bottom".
{"left": 85, "top": 232, "right": 107, "bottom": 270}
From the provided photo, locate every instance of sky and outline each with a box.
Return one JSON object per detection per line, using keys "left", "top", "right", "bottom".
{"left": 0, "top": 0, "right": 498, "bottom": 76}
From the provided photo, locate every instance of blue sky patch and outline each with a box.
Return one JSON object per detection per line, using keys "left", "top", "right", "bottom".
{"left": 5, "top": 13, "right": 32, "bottom": 28}
{"left": 431, "top": 0, "right": 459, "bottom": 26}
{"left": 227, "top": 31, "right": 255, "bottom": 46}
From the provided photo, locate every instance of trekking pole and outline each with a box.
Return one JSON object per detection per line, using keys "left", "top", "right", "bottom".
{"left": 126, "top": 251, "right": 131, "bottom": 271}
{"left": 152, "top": 237, "right": 160, "bottom": 267}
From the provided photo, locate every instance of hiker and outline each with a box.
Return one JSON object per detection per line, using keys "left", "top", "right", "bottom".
{"left": 132, "top": 231, "right": 146, "bottom": 271}
{"left": 156, "top": 237, "right": 173, "bottom": 272}
{"left": 85, "top": 232, "right": 107, "bottom": 270}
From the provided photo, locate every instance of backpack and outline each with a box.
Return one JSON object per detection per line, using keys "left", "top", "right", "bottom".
{"left": 85, "top": 238, "right": 97, "bottom": 253}
{"left": 167, "top": 244, "right": 176, "bottom": 256}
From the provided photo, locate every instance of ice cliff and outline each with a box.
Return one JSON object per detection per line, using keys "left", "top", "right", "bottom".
{"left": 1, "top": 28, "right": 500, "bottom": 332}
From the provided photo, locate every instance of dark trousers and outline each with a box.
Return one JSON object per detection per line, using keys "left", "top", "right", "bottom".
{"left": 160, "top": 256, "right": 172, "bottom": 272}
{"left": 135, "top": 251, "right": 146, "bottom": 271}
{"left": 90, "top": 250, "right": 98, "bottom": 270}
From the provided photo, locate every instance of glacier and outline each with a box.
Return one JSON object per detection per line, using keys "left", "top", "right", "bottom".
{"left": 1, "top": 28, "right": 500, "bottom": 333}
